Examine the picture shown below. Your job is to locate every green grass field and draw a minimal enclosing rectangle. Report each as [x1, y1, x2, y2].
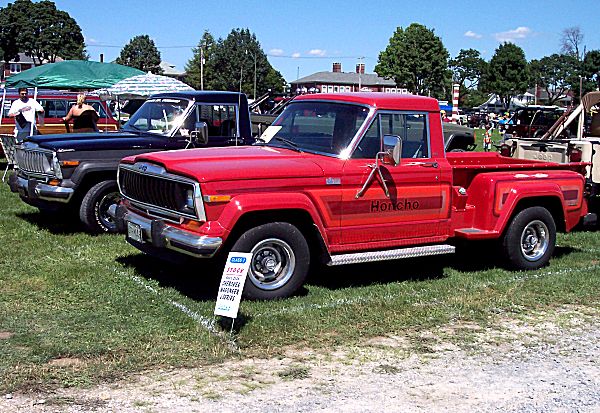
[1, 162, 599, 393]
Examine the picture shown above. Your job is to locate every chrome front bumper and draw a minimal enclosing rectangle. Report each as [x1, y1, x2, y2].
[113, 205, 222, 258]
[13, 175, 74, 203]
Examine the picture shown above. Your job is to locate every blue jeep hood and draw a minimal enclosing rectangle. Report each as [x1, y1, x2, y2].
[26, 131, 169, 152]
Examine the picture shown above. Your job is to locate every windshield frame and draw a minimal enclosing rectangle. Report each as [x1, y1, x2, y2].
[262, 99, 375, 158]
[122, 97, 194, 137]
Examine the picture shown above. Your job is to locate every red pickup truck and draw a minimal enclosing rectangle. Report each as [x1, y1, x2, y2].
[114, 93, 589, 300]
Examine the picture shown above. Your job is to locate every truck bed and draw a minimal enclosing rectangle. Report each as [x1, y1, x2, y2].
[446, 152, 589, 188]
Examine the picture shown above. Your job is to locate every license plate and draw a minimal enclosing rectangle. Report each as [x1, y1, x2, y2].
[127, 221, 143, 243]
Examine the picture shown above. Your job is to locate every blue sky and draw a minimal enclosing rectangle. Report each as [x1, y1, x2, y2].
[49, 0, 600, 83]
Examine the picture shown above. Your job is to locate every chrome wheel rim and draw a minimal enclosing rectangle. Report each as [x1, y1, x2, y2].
[97, 192, 120, 230]
[249, 238, 295, 290]
[520, 220, 549, 261]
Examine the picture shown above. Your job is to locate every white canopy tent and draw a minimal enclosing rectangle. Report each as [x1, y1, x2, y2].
[97, 72, 194, 100]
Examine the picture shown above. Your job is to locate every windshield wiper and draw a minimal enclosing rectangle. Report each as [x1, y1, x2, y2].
[270, 136, 302, 152]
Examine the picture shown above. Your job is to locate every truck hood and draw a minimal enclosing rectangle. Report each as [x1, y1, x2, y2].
[129, 145, 326, 182]
[26, 131, 167, 152]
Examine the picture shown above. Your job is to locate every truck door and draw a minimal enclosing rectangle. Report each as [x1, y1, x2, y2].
[341, 111, 451, 245]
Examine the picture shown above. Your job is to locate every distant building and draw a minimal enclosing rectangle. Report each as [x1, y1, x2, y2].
[1, 53, 36, 82]
[290, 62, 408, 94]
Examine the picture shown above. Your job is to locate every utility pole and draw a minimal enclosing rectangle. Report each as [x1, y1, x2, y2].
[200, 47, 204, 91]
[358, 56, 364, 91]
[253, 53, 257, 100]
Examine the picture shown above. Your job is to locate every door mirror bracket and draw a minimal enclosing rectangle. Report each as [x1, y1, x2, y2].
[188, 121, 209, 148]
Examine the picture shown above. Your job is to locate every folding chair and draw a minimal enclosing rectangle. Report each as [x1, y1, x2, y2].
[0, 134, 18, 183]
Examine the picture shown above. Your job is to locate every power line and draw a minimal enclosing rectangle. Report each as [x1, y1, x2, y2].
[85, 44, 373, 59]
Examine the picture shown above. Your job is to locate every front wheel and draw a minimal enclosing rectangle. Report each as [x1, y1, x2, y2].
[79, 180, 121, 234]
[231, 222, 310, 300]
[501, 207, 556, 270]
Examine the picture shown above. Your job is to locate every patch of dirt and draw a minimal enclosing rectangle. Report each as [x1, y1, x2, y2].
[47, 358, 83, 367]
[0, 331, 14, 340]
[2, 305, 599, 412]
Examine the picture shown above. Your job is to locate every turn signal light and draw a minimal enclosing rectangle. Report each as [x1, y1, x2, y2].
[48, 179, 61, 186]
[203, 195, 231, 203]
[59, 160, 80, 167]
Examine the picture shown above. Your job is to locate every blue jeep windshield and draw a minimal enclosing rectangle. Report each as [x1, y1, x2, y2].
[123, 98, 191, 135]
[263, 101, 369, 155]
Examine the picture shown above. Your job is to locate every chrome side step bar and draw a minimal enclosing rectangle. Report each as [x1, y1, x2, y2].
[328, 244, 455, 266]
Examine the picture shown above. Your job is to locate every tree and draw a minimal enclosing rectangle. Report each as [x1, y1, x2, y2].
[0, 0, 86, 65]
[185, 30, 216, 90]
[529, 54, 579, 105]
[116, 35, 162, 74]
[582, 50, 600, 92]
[0, 0, 30, 63]
[560, 26, 584, 61]
[375, 23, 449, 98]
[194, 28, 285, 97]
[482, 43, 529, 109]
[449, 48, 487, 104]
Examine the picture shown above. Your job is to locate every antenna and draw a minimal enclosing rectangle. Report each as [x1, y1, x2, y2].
[238, 64, 243, 146]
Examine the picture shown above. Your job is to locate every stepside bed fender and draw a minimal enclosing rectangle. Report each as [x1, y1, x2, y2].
[468, 171, 586, 234]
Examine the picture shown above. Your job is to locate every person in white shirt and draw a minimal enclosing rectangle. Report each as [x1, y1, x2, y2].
[8, 88, 45, 142]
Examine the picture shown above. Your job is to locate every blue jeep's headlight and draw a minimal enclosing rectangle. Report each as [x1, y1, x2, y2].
[51, 154, 63, 179]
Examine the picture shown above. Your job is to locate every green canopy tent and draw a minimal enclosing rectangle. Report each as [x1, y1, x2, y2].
[1, 60, 144, 136]
[4, 60, 144, 89]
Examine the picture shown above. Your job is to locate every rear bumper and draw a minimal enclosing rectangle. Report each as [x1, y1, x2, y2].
[11, 174, 74, 203]
[112, 205, 222, 258]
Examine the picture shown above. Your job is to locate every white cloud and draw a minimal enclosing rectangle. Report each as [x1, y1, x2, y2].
[269, 48, 284, 56]
[464, 30, 482, 39]
[494, 27, 532, 42]
[308, 49, 326, 56]
[292, 52, 301, 58]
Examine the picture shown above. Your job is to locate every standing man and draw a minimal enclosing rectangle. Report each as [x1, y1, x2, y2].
[8, 88, 44, 142]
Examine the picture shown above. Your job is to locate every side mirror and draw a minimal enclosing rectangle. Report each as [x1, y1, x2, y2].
[191, 121, 209, 145]
[382, 134, 402, 166]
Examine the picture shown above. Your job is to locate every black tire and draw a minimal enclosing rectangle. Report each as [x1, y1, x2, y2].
[231, 222, 310, 300]
[79, 180, 121, 234]
[501, 206, 556, 270]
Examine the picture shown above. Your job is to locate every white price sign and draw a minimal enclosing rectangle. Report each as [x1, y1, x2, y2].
[214, 252, 252, 318]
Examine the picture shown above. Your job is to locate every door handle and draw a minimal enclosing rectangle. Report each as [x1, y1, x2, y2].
[405, 161, 439, 168]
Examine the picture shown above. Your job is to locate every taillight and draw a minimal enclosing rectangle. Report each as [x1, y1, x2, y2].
[569, 147, 582, 162]
[499, 144, 512, 157]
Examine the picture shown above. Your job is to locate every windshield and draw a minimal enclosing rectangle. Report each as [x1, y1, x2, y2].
[260, 101, 370, 155]
[123, 98, 191, 135]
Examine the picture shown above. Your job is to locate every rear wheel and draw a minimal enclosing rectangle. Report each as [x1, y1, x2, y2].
[79, 180, 121, 234]
[231, 222, 310, 300]
[501, 206, 556, 270]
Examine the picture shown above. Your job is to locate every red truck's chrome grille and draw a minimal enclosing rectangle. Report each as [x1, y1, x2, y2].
[118, 165, 200, 220]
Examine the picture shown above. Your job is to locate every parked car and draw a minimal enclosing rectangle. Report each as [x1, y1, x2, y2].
[0, 89, 118, 135]
[504, 106, 565, 139]
[9, 91, 252, 233]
